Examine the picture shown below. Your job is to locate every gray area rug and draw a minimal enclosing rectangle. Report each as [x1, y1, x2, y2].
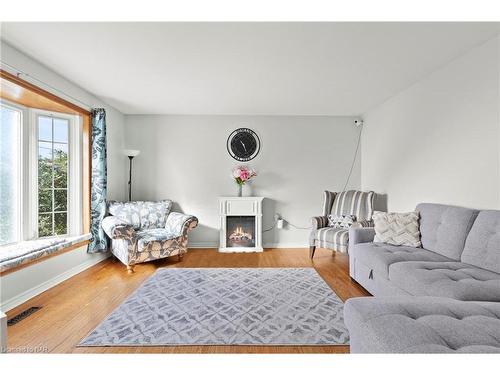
[79, 268, 349, 346]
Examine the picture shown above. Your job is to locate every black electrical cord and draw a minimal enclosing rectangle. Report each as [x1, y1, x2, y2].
[341, 123, 363, 193]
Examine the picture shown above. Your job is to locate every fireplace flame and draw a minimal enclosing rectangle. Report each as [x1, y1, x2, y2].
[229, 226, 253, 241]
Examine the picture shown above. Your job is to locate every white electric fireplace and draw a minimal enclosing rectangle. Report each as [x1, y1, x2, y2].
[218, 197, 264, 252]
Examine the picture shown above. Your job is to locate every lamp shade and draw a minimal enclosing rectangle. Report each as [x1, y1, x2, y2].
[123, 149, 140, 157]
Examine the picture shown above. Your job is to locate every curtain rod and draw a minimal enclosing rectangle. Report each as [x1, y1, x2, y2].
[0, 60, 93, 110]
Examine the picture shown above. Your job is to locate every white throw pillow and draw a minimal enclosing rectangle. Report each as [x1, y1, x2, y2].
[373, 211, 421, 247]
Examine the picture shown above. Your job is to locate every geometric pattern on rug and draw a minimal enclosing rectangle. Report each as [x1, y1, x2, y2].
[79, 268, 349, 346]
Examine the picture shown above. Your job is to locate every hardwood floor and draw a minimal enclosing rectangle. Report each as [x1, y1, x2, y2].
[5, 248, 370, 354]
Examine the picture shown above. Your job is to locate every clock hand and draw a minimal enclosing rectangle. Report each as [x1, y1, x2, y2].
[240, 141, 247, 152]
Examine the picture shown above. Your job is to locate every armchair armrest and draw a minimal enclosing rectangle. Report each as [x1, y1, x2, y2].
[165, 212, 199, 237]
[351, 220, 374, 228]
[348, 227, 375, 246]
[311, 216, 329, 230]
[102, 216, 136, 240]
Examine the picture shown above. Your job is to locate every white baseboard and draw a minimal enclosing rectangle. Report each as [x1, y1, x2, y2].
[0, 253, 109, 312]
[188, 242, 308, 249]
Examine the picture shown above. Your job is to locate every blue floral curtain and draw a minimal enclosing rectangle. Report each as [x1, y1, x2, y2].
[87, 108, 108, 253]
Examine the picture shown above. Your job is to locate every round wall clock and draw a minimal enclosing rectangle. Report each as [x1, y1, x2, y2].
[227, 128, 261, 162]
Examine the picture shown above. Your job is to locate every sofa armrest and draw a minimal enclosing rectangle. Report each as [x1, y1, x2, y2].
[102, 216, 136, 240]
[311, 216, 329, 230]
[165, 212, 199, 237]
[349, 227, 375, 246]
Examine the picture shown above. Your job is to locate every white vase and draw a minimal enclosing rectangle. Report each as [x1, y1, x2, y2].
[242, 183, 252, 197]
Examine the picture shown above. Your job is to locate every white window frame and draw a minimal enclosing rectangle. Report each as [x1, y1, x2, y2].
[0, 99, 83, 244]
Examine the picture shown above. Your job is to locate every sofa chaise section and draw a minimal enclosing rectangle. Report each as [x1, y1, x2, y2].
[344, 296, 500, 353]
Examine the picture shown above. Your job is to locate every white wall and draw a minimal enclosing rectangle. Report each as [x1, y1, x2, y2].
[361, 37, 500, 211]
[125, 115, 361, 247]
[0, 42, 127, 310]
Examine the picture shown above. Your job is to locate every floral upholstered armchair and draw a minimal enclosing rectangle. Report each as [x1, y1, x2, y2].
[309, 190, 374, 259]
[101, 200, 198, 273]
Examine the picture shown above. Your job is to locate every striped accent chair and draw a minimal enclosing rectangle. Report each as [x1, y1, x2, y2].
[310, 190, 375, 258]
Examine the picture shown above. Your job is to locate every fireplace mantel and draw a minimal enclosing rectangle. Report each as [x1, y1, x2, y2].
[218, 197, 264, 253]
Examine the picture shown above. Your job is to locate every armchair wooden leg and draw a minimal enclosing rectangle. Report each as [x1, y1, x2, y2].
[178, 253, 184, 261]
[127, 265, 135, 274]
[309, 246, 316, 259]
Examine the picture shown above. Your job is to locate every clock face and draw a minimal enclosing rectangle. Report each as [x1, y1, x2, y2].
[227, 128, 261, 162]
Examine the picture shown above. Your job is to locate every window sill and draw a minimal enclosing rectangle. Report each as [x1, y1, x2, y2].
[0, 233, 92, 275]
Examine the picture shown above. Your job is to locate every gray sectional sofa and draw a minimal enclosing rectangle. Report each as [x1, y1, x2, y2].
[344, 203, 500, 353]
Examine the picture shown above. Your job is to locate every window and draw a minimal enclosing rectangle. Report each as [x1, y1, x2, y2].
[0, 103, 22, 245]
[0, 100, 82, 243]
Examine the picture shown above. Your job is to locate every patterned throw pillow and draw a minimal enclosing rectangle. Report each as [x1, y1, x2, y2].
[328, 214, 357, 229]
[108, 200, 172, 230]
[373, 211, 421, 247]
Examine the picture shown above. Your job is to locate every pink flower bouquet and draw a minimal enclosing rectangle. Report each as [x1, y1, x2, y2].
[232, 166, 257, 186]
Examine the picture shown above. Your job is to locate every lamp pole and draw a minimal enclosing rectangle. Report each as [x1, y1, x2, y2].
[124, 149, 140, 201]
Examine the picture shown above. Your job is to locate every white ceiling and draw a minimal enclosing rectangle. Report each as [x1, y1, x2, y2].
[1, 22, 499, 115]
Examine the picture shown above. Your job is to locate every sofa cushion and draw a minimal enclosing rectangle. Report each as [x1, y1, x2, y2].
[351, 242, 450, 278]
[416, 203, 478, 260]
[461, 210, 500, 274]
[136, 228, 180, 252]
[389, 261, 500, 301]
[108, 200, 172, 230]
[344, 296, 500, 353]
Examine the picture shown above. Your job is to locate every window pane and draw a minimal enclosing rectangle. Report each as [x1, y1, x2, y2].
[53, 118, 68, 143]
[38, 213, 53, 237]
[53, 143, 68, 188]
[38, 147, 53, 189]
[54, 212, 67, 235]
[38, 116, 52, 142]
[54, 189, 67, 211]
[0, 105, 21, 245]
[38, 141, 53, 160]
[39, 189, 53, 213]
[37, 115, 70, 238]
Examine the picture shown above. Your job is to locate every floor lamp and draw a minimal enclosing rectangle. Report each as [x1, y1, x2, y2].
[123, 149, 140, 201]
